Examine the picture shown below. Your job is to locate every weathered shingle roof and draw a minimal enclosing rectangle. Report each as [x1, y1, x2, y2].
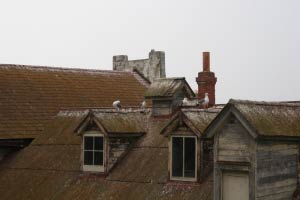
[0, 64, 149, 139]
[230, 99, 300, 137]
[160, 108, 221, 137]
[0, 109, 213, 200]
[93, 110, 148, 134]
[182, 108, 221, 133]
[144, 77, 195, 98]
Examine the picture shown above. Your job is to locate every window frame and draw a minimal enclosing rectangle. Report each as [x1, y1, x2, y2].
[170, 135, 197, 182]
[82, 131, 105, 172]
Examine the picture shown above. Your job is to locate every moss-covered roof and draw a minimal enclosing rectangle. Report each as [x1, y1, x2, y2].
[230, 99, 300, 137]
[183, 108, 220, 133]
[0, 108, 213, 200]
[93, 110, 148, 134]
[160, 107, 221, 137]
[144, 77, 195, 98]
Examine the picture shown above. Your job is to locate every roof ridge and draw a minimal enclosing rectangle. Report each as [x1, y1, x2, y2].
[57, 108, 150, 116]
[229, 99, 300, 107]
[0, 64, 133, 75]
[153, 77, 186, 81]
[181, 108, 222, 113]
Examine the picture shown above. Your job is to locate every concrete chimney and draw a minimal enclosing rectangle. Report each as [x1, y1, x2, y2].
[196, 52, 217, 108]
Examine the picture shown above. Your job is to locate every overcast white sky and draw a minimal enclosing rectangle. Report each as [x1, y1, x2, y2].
[1, 0, 299, 103]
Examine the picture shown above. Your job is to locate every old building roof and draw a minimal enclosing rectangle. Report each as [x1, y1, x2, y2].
[205, 99, 300, 138]
[144, 77, 195, 99]
[0, 109, 213, 200]
[231, 99, 300, 137]
[160, 107, 221, 137]
[0, 64, 149, 139]
[182, 108, 221, 133]
[92, 110, 148, 134]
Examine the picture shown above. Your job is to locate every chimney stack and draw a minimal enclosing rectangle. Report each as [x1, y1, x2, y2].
[203, 52, 210, 72]
[196, 52, 217, 108]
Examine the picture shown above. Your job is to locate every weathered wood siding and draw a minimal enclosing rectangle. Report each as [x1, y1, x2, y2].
[200, 139, 214, 181]
[256, 141, 298, 200]
[172, 91, 185, 109]
[152, 100, 172, 116]
[217, 120, 253, 163]
[107, 137, 137, 171]
[214, 117, 256, 200]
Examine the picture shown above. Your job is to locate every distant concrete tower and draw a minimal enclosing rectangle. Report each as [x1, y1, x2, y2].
[113, 49, 166, 82]
[196, 52, 217, 108]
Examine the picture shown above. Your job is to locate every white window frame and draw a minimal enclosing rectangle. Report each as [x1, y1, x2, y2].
[170, 135, 197, 182]
[82, 131, 105, 172]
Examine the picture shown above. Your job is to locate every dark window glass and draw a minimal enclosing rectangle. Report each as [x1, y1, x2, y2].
[94, 151, 103, 165]
[84, 151, 93, 165]
[84, 137, 93, 150]
[94, 137, 103, 150]
[172, 137, 183, 177]
[184, 137, 196, 177]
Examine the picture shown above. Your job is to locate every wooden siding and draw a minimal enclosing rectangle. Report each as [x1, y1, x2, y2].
[152, 100, 172, 116]
[152, 90, 185, 116]
[107, 137, 137, 171]
[214, 116, 256, 200]
[256, 141, 298, 200]
[217, 120, 252, 163]
[200, 139, 214, 181]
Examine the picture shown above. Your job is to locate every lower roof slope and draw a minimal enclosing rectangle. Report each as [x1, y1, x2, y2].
[0, 109, 213, 200]
[0, 64, 149, 139]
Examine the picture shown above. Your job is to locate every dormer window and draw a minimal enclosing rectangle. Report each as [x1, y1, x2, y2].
[160, 109, 217, 183]
[83, 132, 105, 172]
[144, 78, 196, 117]
[171, 136, 197, 181]
[76, 110, 147, 174]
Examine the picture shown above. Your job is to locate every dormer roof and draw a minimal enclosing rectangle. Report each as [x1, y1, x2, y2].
[160, 108, 220, 137]
[75, 109, 149, 136]
[204, 99, 300, 139]
[144, 77, 195, 99]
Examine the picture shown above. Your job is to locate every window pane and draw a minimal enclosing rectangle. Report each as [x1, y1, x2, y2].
[184, 137, 196, 178]
[172, 137, 183, 177]
[94, 151, 103, 166]
[84, 151, 93, 165]
[84, 137, 93, 150]
[94, 137, 103, 150]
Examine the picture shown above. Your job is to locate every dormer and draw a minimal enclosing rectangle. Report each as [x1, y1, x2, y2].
[75, 110, 148, 174]
[203, 99, 300, 199]
[160, 109, 218, 182]
[144, 78, 195, 117]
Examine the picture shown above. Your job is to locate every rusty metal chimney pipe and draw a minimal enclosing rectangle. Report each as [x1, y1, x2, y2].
[203, 52, 210, 72]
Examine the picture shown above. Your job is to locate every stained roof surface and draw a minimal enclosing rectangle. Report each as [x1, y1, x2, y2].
[0, 109, 213, 200]
[93, 110, 148, 133]
[182, 108, 221, 133]
[144, 77, 195, 98]
[230, 99, 300, 137]
[0, 64, 149, 139]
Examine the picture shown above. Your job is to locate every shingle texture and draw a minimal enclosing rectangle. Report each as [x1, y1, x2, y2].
[93, 110, 148, 134]
[0, 64, 148, 139]
[0, 109, 213, 200]
[182, 108, 220, 133]
[230, 99, 300, 137]
[144, 78, 195, 98]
